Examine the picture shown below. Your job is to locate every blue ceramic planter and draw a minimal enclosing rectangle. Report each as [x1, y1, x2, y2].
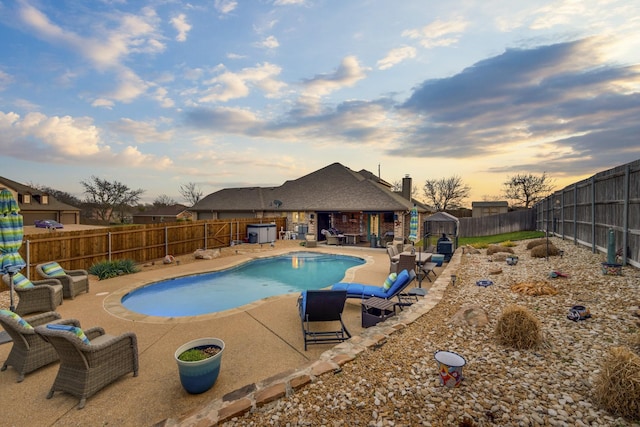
[175, 338, 225, 394]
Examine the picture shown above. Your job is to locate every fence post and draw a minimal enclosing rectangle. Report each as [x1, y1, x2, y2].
[204, 222, 207, 249]
[573, 184, 577, 246]
[165, 226, 169, 256]
[108, 232, 112, 262]
[590, 176, 596, 253]
[622, 164, 630, 265]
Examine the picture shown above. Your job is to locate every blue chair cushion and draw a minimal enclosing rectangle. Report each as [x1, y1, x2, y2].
[46, 324, 90, 344]
[0, 309, 33, 329]
[385, 269, 410, 296]
[12, 273, 34, 289]
[332, 269, 410, 299]
[41, 262, 65, 277]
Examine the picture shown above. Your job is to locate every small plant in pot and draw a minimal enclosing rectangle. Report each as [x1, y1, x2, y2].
[175, 338, 225, 394]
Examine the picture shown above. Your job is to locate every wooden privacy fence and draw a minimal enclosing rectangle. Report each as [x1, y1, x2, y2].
[458, 209, 536, 237]
[19, 218, 286, 279]
[534, 159, 640, 268]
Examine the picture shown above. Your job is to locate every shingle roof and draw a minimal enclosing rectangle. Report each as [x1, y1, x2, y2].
[0, 176, 80, 212]
[192, 163, 425, 213]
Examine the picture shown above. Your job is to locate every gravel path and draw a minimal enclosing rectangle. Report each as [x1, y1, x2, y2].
[224, 238, 640, 427]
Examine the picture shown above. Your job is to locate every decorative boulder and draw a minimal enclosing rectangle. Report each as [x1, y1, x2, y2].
[449, 304, 490, 327]
[194, 249, 220, 260]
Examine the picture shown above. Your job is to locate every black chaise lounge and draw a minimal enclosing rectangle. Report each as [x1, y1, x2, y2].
[298, 289, 351, 351]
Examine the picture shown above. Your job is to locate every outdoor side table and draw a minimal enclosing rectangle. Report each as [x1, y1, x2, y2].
[361, 297, 396, 328]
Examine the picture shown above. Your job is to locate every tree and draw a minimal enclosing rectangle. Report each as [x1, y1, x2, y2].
[180, 182, 204, 207]
[80, 176, 144, 224]
[153, 195, 176, 207]
[503, 172, 554, 208]
[423, 175, 471, 211]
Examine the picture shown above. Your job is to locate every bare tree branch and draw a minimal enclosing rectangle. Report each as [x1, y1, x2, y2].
[423, 175, 470, 211]
[180, 182, 204, 207]
[503, 172, 554, 208]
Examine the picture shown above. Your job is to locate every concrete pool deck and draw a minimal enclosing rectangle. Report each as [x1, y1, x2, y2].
[0, 241, 447, 426]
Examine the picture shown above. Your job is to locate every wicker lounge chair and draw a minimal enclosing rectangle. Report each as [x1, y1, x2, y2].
[35, 324, 138, 409]
[321, 229, 343, 245]
[298, 289, 351, 351]
[2, 273, 63, 316]
[0, 311, 79, 382]
[36, 262, 89, 299]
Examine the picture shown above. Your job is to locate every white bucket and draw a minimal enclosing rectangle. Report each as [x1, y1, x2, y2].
[434, 350, 466, 387]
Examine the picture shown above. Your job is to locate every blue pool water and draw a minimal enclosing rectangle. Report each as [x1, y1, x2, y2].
[121, 251, 365, 317]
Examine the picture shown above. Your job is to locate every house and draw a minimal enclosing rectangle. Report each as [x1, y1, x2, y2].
[132, 204, 192, 224]
[471, 201, 509, 218]
[190, 163, 431, 244]
[0, 177, 81, 225]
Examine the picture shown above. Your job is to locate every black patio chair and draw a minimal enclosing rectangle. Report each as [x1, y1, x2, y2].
[298, 290, 351, 351]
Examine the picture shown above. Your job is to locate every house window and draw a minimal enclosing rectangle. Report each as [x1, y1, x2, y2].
[41, 194, 49, 205]
[23, 194, 31, 204]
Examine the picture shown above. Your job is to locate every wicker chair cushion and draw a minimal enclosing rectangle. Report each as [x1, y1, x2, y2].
[0, 309, 33, 329]
[12, 273, 35, 289]
[46, 324, 90, 344]
[41, 262, 65, 277]
[383, 272, 397, 290]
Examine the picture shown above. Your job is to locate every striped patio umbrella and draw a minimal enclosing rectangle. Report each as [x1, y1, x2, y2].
[408, 205, 418, 243]
[0, 189, 26, 312]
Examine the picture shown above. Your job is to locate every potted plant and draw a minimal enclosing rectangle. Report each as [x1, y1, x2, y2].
[175, 337, 225, 394]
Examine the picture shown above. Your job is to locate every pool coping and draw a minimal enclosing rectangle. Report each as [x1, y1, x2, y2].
[103, 248, 374, 324]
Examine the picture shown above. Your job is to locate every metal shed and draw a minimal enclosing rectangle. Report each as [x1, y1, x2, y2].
[423, 212, 459, 251]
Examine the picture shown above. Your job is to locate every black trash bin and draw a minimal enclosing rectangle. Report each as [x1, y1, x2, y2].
[248, 232, 258, 244]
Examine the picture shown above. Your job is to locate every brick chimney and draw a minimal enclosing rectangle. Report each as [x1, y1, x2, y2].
[402, 175, 412, 201]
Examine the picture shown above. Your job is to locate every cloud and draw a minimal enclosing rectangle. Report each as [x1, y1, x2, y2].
[171, 13, 192, 42]
[185, 106, 262, 134]
[17, 3, 163, 104]
[0, 110, 172, 168]
[214, 0, 238, 15]
[108, 118, 175, 143]
[255, 35, 280, 49]
[377, 46, 417, 70]
[274, 0, 306, 5]
[0, 70, 13, 90]
[402, 18, 469, 48]
[199, 62, 286, 103]
[301, 56, 368, 98]
[395, 37, 640, 176]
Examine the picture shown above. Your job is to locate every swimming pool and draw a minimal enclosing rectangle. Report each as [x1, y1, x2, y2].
[121, 252, 365, 317]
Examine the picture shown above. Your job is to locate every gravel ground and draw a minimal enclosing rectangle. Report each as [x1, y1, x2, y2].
[223, 238, 640, 427]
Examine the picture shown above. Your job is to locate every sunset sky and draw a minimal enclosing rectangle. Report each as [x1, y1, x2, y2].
[1, 0, 639, 206]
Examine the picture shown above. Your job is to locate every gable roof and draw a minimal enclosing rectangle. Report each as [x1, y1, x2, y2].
[192, 163, 424, 212]
[0, 176, 80, 212]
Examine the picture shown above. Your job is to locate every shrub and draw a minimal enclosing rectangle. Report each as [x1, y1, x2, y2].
[89, 259, 139, 280]
[530, 243, 559, 258]
[594, 346, 640, 420]
[495, 305, 542, 349]
[470, 242, 489, 249]
[501, 240, 517, 247]
[486, 245, 515, 255]
[526, 238, 548, 249]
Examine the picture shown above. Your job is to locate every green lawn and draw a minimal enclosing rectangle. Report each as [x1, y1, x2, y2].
[457, 230, 546, 248]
